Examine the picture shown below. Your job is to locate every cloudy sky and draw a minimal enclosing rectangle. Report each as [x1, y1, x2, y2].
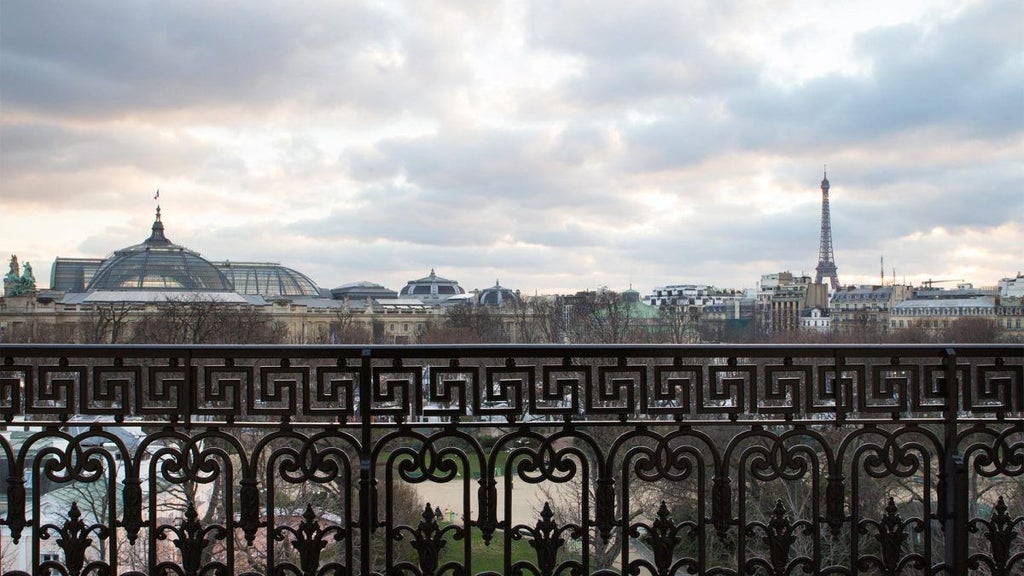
[1, 1, 1021, 296]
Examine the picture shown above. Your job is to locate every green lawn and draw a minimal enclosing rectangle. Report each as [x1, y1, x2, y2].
[437, 526, 535, 573]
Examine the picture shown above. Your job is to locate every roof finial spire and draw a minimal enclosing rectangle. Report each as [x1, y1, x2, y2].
[147, 203, 169, 245]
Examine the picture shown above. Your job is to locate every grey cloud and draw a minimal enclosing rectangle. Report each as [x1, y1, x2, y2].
[616, 0, 1023, 175]
[0, 121, 208, 176]
[0, 2, 461, 118]
[733, 1, 1023, 145]
[525, 2, 757, 104]
[344, 145, 401, 183]
[616, 106, 738, 171]
[345, 127, 632, 216]
[549, 124, 615, 166]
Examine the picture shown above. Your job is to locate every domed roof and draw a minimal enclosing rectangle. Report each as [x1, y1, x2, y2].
[217, 261, 321, 298]
[331, 281, 398, 301]
[400, 268, 465, 303]
[86, 208, 233, 292]
[477, 280, 521, 306]
[622, 287, 641, 303]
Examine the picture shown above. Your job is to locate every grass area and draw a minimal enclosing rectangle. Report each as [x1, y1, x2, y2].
[466, 450, 508, 478]
[437, 526, 535, 573]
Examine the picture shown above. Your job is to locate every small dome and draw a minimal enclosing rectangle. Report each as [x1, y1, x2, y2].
[331, 281, 398, 300]
[477, 280, 521, 306]
[87, 208, 232, 292]
[400, 269, 465, 304]
[622, 287, 641, 303]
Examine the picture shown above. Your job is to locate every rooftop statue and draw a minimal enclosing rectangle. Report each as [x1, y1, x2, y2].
[3, 255, 37, 297]
[22, 262, 35, 287]
[5, 255, 18, 280]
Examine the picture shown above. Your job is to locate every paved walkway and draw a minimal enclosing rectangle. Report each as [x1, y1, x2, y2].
[412, 475, 551, 526]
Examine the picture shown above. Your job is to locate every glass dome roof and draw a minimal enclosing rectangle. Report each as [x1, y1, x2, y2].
[216, 261, 321, 298]
[86, 208, 234, 292]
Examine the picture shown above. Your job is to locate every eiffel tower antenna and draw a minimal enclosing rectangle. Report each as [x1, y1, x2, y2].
[814, 168, 840, 290]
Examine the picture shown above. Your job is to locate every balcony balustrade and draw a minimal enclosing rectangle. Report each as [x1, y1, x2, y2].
[0, 343, 1021, 575]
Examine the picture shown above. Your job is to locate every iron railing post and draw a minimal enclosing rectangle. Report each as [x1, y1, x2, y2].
[183, 348, 193, 430]
[359, 348, 373, 576]
[941, 348, 968, 573]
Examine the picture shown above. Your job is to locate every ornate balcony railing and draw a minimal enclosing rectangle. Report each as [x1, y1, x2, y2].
[0, 343, 1021, 575]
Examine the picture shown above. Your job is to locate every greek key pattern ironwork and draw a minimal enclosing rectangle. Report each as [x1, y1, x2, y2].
[0, 343, 1020, 575]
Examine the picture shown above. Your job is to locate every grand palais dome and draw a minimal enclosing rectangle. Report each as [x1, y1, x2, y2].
[87, 208, 233, 292]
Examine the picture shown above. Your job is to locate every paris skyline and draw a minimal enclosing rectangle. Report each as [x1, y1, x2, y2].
[1, 1, 1021, 295]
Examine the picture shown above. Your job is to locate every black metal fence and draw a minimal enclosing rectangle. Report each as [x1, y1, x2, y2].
[0, 343, 1021, 575]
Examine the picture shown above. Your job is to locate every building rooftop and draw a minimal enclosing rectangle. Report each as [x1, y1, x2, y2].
[216, 261, 321, 298]
[400, 269, 465, 303]
[85, 207, 234, 294]
[894, 296, 997, 309]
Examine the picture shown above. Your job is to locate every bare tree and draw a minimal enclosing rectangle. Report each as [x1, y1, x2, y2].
[942, 317, 1002, 343]
[1, 319, 81, 343]
[658, 305, 703, 344]
[420, 303, 509, 343]
[328, 302, 372, 344]
[563, 291, 649, 344]
[80, 302, 141, 344]
[130, 296, 287, 344]
[534, 428, 664, 571]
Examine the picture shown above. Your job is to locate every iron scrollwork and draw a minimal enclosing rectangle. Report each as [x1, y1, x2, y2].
[154, 502, 228, 576]
[391, 503, 464, 576]
[0, 343, 1019, 574]
[39, 502, 111, 576]
[967, 495, 1024, 576]
[272, 504, 346, 576]
[857, 497, 925, 576]
[511, 502, 582, 576]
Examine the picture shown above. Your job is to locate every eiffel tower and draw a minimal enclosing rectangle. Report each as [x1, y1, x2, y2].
[814, 169, 840, 290]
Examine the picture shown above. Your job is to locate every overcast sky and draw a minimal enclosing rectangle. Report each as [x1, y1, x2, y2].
[1, 1, 1021, 296]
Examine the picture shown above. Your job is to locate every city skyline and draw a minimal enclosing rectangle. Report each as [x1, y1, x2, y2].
[2, 1, 1021, 295]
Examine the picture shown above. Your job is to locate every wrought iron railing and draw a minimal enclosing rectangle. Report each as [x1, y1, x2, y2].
[0, 344, 1021, 575]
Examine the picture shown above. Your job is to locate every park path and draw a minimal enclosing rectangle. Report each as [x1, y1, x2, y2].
[412, 475, 551, 526]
